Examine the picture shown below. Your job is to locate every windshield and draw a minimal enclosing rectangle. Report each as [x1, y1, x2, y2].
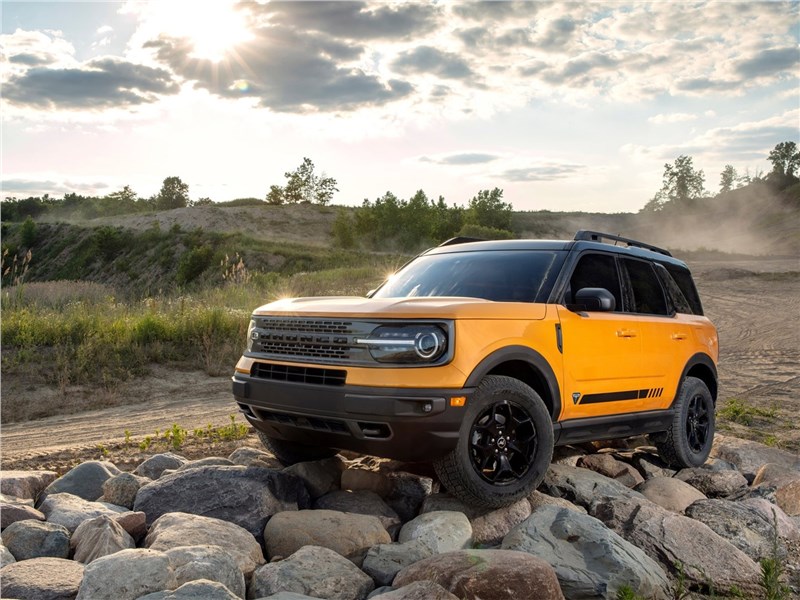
[373, 250, 566, 303]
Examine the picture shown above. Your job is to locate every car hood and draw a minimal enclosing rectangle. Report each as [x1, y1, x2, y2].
[253, 296, 548, 320]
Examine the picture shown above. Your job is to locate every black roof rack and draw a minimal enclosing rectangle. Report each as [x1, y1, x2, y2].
[574, 230, 672, 257]
[438, 236, 484, 247]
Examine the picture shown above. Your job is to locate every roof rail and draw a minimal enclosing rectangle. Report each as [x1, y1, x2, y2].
[438, 236, 484, 247]
[573, 230, 672, 257]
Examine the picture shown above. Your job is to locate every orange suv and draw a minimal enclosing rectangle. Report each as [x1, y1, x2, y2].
[232, 231, 718, 507]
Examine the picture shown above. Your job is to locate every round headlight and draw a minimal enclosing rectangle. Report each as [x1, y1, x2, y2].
[358, 324, 448, 364]
[414, 330, 444, 359]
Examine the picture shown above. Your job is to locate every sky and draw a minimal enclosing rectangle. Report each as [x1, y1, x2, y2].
[1, 1, 798, 213]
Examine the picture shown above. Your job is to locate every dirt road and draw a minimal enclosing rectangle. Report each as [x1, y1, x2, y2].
[2, 257, 798, 467]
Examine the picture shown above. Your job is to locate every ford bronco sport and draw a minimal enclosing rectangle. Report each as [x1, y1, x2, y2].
[232, 231, 718, 507]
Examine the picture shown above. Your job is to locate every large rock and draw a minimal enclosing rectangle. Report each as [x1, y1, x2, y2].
[635, 477, 706, 513]
[314, 490, 401, 536]
[362, 540, 433, 587]
[0, 470, 58, 501]
[283, 457, 344, 499]
[133, 466, 309, 542]
[393, 549, 564, 600]
[115, 510, 148, 543]
[175, 457, 235, 472]
[165, 545, 245, 599]
[145, 512, 264, 578]
[630, 452, 676, 480]
[710, 434, 800, 479]
[386, 472, 435, 522]
[673, 467, 748, 498]
[684, 499, 788, 561]
[775, 479, 800, 516]
[576, 453, 644, 488]
[371, 581, 459, 599]
[40, 461, 121, 504]
[100, 472, 150, 509]
[541, 464, 644, 508]
[2, 519, 71, 561]
[419, 495, 532, 546]
[398, 511, 472, 554]
[76, 548, 176, 600]
[341, 469, 392, 498]
[752, 462, 800, 489]
[739, 498, 800, 541]
[1, 497, 46, 529]
[71, 515, 135, 564]
[227, 447, 281, 469]
[249, 545, 375, 600]
[0, 542, 15, 567]
[590, 495, 761, 594]
[264, 510, 390, 566]
[528, 491, 587, 514]
[138, 580, 240, 600]
[38, 492, 127, 533]
[502, 505, 671, 599]
[135, 453, 188, 479]
[0, 557, 84, 600]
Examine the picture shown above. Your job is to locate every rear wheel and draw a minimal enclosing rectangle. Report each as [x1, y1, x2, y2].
[652, 376, 715, 468]
[257, 431, 337, 465]
[434, 375, 554, 509]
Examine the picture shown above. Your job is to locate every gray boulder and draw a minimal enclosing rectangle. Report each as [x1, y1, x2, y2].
[101, 472, 151, 509]
[635, 477, 706, 512]
[138, 580, 240, 600]
[398, 511, 472, 554]
[2, 520, 71, 561]
[386, 472, 435, 522]
[227, 447, 281, 469]
[528, 490, 587, 514]
[685, 499, 787, 561]
[630, 452, 676, 480]
[135, 453, 188, 479]
[175, 457, 235, 472]
[541, 464, 644, 508]
[76, 548, 175, 600]
[115, 510, 148, 543]
[40, 461, 121, 504]
[739, 498, 800, 541]
[362, 539, 432, 586]
[314, 490, 401, 536]
[775, 479, 800, 516]
[133, 466, 309, 542]
[470, 498, 532, 547]
[577, 453, 644, 488]
[166, 545, 245, 598]
[283, 457, 344, 499]
[1, 542, 15, 567]
[674, 467, 748, 497]
[370, 581, 459, 599]
[39, 492, 127, 533]
[263, 509, 390, 566]
[249, 545, 375, 600]
[71, 515, 135, 564]
[1, 498, 46, 529]
[0, 557, 84, 600]
[341, 469, 392, 497]
[590, 495, 760, 595]
[0, 470, 58, 501]
[752, 462, 800, 488]
[710, 434, 800, 479]
[502, 505, 671, 599]
[393, 549, 564, 600]
[420, 493, 481, 519]
[145, 512, 264, 578]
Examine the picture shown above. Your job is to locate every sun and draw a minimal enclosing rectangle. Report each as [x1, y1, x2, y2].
[151, 1, 253, 62]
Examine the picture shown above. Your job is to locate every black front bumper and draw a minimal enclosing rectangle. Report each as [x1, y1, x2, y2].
[232, 374, 474, 462]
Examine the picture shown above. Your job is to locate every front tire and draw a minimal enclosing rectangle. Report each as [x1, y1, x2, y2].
[434, 375, 554, 509]
[257, 431, 337, 465]
[653, 376, 715, 468]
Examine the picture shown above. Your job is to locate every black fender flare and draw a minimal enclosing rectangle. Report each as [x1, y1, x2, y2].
[464, 345, 562, 421]
[675, 352, 719, 404]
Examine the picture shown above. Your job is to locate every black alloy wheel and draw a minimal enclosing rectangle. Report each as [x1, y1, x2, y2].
[685, 392, 711, 453]
[469, 400, 537, 485]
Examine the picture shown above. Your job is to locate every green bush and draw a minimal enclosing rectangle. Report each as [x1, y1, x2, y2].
[177, 246, 214, 284]
[20, 216, 37, 247]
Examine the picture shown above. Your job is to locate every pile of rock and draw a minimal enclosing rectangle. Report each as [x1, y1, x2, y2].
[1, 434, 798, 600]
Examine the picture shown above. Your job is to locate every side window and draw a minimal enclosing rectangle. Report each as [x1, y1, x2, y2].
[654, 263, 693, 314]
[567, 253, 622, 310]
[622, 259, 669, 315]
[666, 265, 704, 315]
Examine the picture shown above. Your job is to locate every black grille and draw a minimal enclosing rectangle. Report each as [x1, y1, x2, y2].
[254, 317, 358, 362]
[259, 318, 352, 333]
[251, 362, 346, 386]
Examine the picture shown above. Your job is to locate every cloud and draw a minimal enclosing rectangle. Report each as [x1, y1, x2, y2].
[649, 113, 699, 124]
[453, 2, 538, 21]
[96, 25, 113, 35]
[536, 17, 579, 51]
[255, 2, 442, 40]
[735, 46, 800, 78]
[501, 163, 586, 182]
[3, 57, 180, 109]
[1, 28, 75, 69]
[422, 153, 500, 165]
[1, 177, 111, 196]
[392, 46, 474, 80]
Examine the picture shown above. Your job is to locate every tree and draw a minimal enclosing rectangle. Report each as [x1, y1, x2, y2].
[465, 188, 512, 230]
[272, 158, 339, 205]
[650, 155, 707, 210]
[768, 141, 800, 178]
[266, 185, 284, 205]
[156, 176, 189, 210]
[20, 216, 37, 247]
[719, 165, 737, 194]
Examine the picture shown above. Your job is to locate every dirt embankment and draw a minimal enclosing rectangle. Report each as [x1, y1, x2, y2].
[1, 256, 798, 470]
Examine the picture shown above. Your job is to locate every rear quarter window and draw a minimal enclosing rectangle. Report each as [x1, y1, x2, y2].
[664, 264, 704, 315]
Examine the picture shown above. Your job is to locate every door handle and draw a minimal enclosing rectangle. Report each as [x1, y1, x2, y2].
[671, 333, 688, 341]
[616, 329, 638, 338]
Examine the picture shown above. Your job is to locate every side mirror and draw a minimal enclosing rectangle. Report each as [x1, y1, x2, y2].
[573, 288, 616, 312]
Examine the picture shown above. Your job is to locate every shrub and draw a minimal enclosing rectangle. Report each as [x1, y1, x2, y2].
[177, 246, 214, 284]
